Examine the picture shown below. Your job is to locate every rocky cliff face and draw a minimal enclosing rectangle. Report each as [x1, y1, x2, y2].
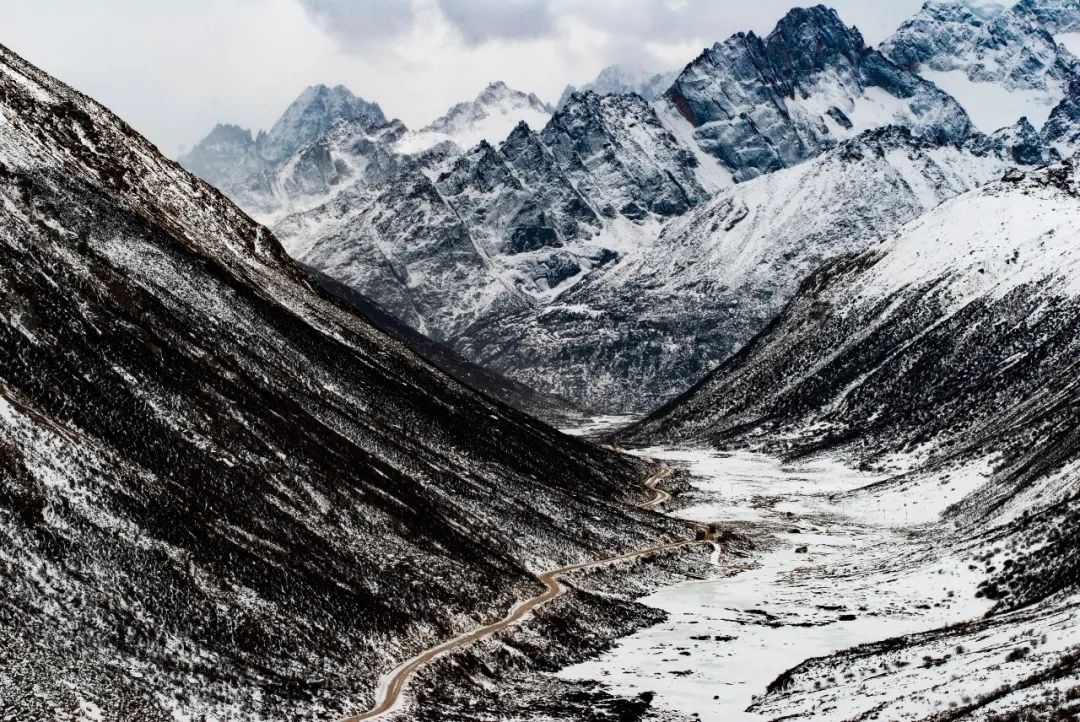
[273, 90, 708, 347]
[656, 5, 973, 182]
[0, 42, 671, 721]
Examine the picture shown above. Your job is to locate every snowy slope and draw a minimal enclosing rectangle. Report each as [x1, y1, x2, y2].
[624, 156, 1080, 456]
[0, 41, 675, 721]
[620, 155, 1080, 722]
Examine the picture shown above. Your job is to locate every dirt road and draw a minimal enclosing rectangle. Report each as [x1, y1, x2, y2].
[343, 465, 688, 721]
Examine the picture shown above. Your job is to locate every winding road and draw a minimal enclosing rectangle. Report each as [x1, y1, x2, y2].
[343, 464, 692, 721]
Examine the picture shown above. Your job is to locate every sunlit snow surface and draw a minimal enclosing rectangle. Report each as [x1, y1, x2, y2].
[559, 448, 994, 721]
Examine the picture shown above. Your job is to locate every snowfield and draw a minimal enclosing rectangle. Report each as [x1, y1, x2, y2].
[559, 448, 1002, 721]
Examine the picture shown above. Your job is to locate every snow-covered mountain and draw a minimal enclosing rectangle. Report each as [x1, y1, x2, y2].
[258, 83, 386, 163]
[556, 64, 679, 109]
[179, 83, 389, 220]
[619, 158, 1080, 718]
[274, 90, 707, 343]
[0, 41, 674, 720]
[182, 3, 1076, 418]
[624, 156, 1080, 450]
[881, 1, 1080, 133]
[655, 5, 974, 183]
[396, 80, 553, 154]
[454, 127, 1008, 413]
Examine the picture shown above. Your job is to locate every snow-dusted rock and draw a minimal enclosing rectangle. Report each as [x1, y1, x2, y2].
[881, 1, 1079, 133]
[454, 127, 1006, 413]
[655, 5, 973, 183]
[1013, 0, 1080, 33]
[256, 83, 386, 164]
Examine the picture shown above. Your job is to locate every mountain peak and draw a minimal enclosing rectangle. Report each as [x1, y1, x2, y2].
[258, 83, 386, 164]
[556, 64, 679, 109]
[399, 81, 552, 154]
[765, 4, 867, 70]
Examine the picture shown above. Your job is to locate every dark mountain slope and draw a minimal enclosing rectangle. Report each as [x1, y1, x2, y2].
[0, 43, 671, 721]
[620, 160, 1080, 468]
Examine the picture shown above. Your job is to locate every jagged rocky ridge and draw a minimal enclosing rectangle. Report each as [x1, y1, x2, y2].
[274, 90, 708, 344]
[186, 4, 1068, 417]
[619, 158, 1080, 718]
[0, 43, 680, 721]
[454, 127, 1008, 413]
[881, 0, 1080, 135]
[655, 5, 974, 182]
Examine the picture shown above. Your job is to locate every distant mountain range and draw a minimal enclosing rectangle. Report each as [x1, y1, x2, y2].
[180, 1, 1080, 418]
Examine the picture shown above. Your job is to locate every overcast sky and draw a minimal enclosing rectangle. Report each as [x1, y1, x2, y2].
[3, 0, 926, 157]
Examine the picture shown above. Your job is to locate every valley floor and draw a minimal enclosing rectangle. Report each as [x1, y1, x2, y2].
[554, 446, 1080, 721]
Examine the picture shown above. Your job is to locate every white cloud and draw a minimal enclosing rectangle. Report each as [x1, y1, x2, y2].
[2, 0, 926, 156]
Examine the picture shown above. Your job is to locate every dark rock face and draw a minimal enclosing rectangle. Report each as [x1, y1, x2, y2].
[1013, 0, 1080, 33]
[541, 92, 708, 217]
[0, 43, 670, 721]
[1044, 78, 1080, 147]
[659, 5, 973, 181]
[993, 117, 1061, 165]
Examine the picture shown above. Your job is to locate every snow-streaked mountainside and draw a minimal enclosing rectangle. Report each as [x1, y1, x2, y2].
[396, 81, 553, 154]
[555, 64, 679, 109]
[623, 156, 1080, 449]
[655, 5, 974, 183]
[181, 2, 1075, 417]
[0, 42, 682, 720]
[454, 128, 1007, 413]
[274, 90, 708, 343]
[620, 158, 1080, 719]
[881, 0, 1080, 133]
[302, 263, 585, 424]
